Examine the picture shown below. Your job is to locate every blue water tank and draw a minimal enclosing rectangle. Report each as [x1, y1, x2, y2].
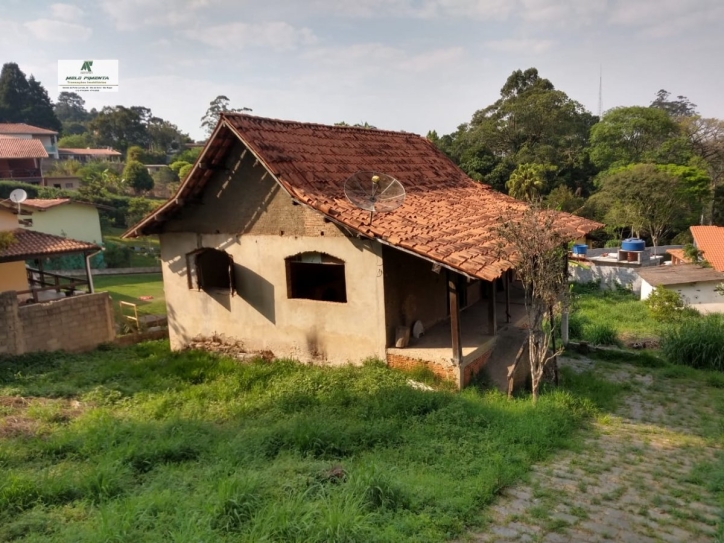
[621, 238, 645, 251]
[572, 244, 588, 255]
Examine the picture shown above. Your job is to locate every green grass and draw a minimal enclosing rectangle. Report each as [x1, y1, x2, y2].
[102, 226, 159, 268]
[0, 342, 613, 543]
[94, 273, 166, 316]
[571, 285, 661, 343]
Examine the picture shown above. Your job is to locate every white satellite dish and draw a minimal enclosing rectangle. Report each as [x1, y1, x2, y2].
[344, 171, 405, 225]
[9, 189, 27, 204]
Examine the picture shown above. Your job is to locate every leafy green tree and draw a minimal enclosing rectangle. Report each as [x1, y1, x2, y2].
[506, 163, 556, 201]
[681, 116, 724, 224]
[0, 231, 15, 252]
[147, 117, 190, 153]
[544, 185, 585, 213]
[590, 164, 696, 250]
[57, 133, 94, 148]
[178, 163, 193, 179]
[645, 286, 691, 322]
[89, 106, 150, 153]
[55, 92, 89, 123]
[200, 95, 251, 136]
[122, 160, 154, 194]
[126, 197, 161, 226]
[431, 68, 597, 195]
[650, 90, 697, 118]
[0, 63, 61, 131]
[588, 106, 688, 170]
[171, 147, 202, 164]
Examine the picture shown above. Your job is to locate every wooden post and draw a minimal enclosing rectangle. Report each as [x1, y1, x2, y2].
[448, 271, 463, 366]
[561, 250, 569, 345]
[504, 271, 511, 323]
[549, 306, 559, 386]
[488, 279, 497, 336]
[37, 259, 45, 287]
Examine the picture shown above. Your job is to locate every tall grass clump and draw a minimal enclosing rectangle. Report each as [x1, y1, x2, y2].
[582, 323, 620, 346]
[661, 314, 724, 371]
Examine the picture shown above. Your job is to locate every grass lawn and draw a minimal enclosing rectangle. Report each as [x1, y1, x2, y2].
[94, 273, 166, 316]
[0, 342, 616, 543]
[102, 227, 159, 268]
[570, 283, 661, 345]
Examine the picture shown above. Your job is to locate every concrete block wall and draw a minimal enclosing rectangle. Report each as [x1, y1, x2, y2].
[0, 292, 115, 356]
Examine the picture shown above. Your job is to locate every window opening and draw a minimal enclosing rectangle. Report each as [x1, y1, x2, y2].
[186, 248, 236, 294]
[285, 252, 347, 303]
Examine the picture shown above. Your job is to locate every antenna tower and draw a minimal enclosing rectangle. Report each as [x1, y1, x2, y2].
[598, 66, 603, 117]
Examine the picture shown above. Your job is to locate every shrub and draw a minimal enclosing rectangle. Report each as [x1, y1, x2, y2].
[103, 242, 132, 268]
[645, 286, 691, 322]
[661, 314, 724, 371]
[583, 323, 619, 346]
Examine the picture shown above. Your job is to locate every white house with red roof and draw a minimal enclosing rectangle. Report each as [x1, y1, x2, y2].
[0, 123, 58, 159]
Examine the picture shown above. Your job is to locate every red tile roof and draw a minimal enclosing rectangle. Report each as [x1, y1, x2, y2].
[58, 148, 121, 156]
[0, 123, 57, 135]
[0, 229, 99, 263]
[0, 138, 49, 159]
[691, 226, 724, 272]
[0, 198, 102, 213]
[126, 114, 602, 280]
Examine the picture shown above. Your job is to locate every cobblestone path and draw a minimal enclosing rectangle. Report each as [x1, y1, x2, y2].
[468, 357, 723, 543]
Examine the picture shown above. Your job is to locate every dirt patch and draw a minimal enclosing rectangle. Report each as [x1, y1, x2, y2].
[0, 396, 87, 438]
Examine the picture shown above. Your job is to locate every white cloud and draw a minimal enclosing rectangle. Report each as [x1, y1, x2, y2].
[50, 3, 85, 22]
[608, 0, 723, 37]
[102, 0, 212, 30]
[486, 38, 553, 53]
[24, 19, 92, 42]
[187, 21, 317, 51]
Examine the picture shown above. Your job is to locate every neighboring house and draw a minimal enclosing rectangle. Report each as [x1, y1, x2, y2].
[691, 226, 724, 272]
[58, 148, 122, 163]
[638, 264, 724, 314]
[125, 114, 599, 387]
[0, 198, 103, 245]
[43, 176, 83, 191]
[145, 164, 169, 174]
[0, 137, 48, 183]
[0, 123, 58, 159]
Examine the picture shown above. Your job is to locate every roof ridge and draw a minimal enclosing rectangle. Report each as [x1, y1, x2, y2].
[221, 113, 424, 139]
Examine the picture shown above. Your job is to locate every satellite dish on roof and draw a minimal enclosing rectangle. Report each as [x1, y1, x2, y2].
[9, 189, 27, 204]
[344, 171, 405, 225]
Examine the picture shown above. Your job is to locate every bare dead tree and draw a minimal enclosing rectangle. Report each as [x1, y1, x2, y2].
[496, 202, 570, 403]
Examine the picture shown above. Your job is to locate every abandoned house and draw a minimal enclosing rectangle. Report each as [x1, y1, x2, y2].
[125, 114, 600, 387]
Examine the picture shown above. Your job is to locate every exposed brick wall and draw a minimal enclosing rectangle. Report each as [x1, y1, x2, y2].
[386, 353, 457, 382]
[0, 292, 115, 356]
[462, 351, 491, 387]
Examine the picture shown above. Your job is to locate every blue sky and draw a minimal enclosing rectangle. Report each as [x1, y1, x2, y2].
[2, 0, 723, 141]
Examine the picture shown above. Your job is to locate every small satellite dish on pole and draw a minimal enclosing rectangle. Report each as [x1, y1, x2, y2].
[9, 189, 27, 215]
[344, 171, 405, 224]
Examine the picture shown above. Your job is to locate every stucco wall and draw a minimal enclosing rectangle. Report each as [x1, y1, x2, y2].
[641, 279, 724, 314]
[0, 207, 17, 230]
[569, 262, 643, 293]
[27, 203, 102, 245]
[382, 245, 449, 345]
[0, 261, 29, 293]
[160, 232, 387, 363]
[164, 140, 345, 238]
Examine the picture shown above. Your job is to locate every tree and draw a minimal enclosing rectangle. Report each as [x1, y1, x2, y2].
[0, 63, 61, 131]
[680, 116, 724, 223]
[55, 92, 89, 123]
[591, 164, 694, 250]
[122, 160, 154, 194]
[57, 133, 94, 148]
[506, 163, 556, 201]
[650, 90, 698, 118]
[544, 185, 585, 213]
[89, 106, 150, 153]
[495, 203, 569, 403]
[0, 231, 15, 252]
[335, 121, 377, 129]
[126, 197, 161, 226]
[200, 95, 251, 136]
[431, 68, 597, 195]
[588, 106, 688, 170]
[147, 117, 190, 153]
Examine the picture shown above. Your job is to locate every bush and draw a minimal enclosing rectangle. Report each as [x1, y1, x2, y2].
[582, 323, 619, 346]
[645, 286, 692, 322]
[103, 242, 132, 268]
[661, 314, 724, 371]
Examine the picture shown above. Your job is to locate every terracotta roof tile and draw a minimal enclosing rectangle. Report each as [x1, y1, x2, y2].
[637, 264, 724, 286]
[58, 148, 121, 156]
[128, 114, 602, 280]
[691, 226, 724, 272]
[0, 123, 57, 135]
[0, 138, 48, 159]
[0, 229, 99, 262]
[21, 199, 72, 210]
